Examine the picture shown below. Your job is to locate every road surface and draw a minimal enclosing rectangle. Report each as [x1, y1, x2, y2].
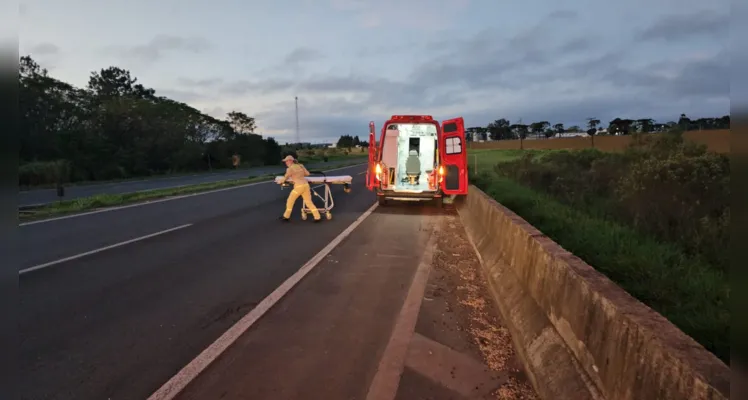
[18, 157, 366, 207]
[20, 163, 528, 400]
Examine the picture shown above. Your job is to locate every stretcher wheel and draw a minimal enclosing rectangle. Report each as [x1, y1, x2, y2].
[301, 212, 307, 220]
[325, 212, 332, 220]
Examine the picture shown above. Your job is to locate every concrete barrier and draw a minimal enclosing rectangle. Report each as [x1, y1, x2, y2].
[456, 186, 730, 400]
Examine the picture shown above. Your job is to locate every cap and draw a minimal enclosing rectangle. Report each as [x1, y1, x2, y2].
[281, 155, 295, 163]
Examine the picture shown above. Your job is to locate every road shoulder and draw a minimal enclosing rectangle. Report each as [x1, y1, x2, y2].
[393, 212, 538, 400]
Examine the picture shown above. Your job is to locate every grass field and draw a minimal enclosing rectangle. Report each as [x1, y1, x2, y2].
[469, 129, 730, 154]
[469, 146, 729, 364]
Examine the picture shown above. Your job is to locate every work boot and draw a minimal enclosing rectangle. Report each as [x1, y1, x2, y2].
[313, 218, 321, 223]
[279, 216, 290, 222]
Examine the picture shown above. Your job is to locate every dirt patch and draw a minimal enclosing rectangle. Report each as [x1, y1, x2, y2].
[469, 129, 730, 154]
[431, 213, 538, 400]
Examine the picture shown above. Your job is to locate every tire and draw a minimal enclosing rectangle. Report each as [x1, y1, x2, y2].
[434, 196, 444, 208]
[378, 197, 387, 206]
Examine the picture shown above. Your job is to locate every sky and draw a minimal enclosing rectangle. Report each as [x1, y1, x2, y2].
[19, 0, 729, 143]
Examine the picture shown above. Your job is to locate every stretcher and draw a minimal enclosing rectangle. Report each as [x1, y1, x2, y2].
[275, 171, 353, 220]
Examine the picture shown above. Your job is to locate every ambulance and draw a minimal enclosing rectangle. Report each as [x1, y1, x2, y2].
[366, 115, 468, 206]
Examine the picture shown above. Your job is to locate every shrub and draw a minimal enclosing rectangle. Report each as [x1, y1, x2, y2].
[617, 151, 729, 271]
[19, 160, 71, 186]
[492, 135, 730, 273]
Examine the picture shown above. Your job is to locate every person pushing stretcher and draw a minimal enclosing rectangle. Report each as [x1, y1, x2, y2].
[278, 155, 322, 222]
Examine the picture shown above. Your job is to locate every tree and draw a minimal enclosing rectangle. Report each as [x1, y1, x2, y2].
[227, 111, 257, 135]
[567, 125, 581, 132]
[678, 113, 691, 130]
[510, 123, 529, 149]
[18, 55, 286, 186]
[636, 118, 654, 133]
[487, 118, 512, 140]
[609, 118, 634, 135]
[586, 118, 600, 131]
[529, 121, 550, 138]
[88, 66, 155, 100]
[336, 134, 356, 148]
[586, 128, 597, 148]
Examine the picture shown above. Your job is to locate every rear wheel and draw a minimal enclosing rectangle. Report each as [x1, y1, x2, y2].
[378, 197, 387, 206]
[434, 196, 444, 208]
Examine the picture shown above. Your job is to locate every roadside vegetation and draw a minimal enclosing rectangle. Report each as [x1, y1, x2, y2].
[470, 131, 730, 364]
[19, 55, 366, 189]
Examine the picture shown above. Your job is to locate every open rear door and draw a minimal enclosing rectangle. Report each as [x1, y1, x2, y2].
[366, 121, 377, 191]
[439, 117, 468, 195]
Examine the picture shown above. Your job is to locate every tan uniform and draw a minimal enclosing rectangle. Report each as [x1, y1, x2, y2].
[281, 163, 321, 220]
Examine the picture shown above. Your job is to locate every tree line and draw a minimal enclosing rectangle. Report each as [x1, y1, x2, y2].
[336, 134, 368, 148]
[465, 114, 730, 142]
[19, 55, 284, 186]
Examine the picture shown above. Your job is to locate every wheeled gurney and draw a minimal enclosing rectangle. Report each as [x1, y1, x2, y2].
[275, 171, 353, 220]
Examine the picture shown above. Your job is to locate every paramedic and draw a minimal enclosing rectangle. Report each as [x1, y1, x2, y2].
[278, 155, 321, 222]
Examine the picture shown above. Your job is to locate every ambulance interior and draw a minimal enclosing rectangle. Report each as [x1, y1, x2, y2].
[380, 123, 438, 192]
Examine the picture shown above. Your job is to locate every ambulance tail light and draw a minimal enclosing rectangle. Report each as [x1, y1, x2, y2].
[438, 165, 444, 184]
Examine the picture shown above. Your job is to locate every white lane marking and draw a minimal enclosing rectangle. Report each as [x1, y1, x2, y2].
[18, 224, 193, 275]
[19, 163, 366, 227]
[147, 202, 379, 400]
[365, 230, 437, 400]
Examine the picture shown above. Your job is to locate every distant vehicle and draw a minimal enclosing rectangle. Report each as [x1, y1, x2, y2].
[365, 115, 468, 207]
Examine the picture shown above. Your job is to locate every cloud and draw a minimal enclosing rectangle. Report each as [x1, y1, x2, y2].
[283, 47, 324, 65]
[103, 34, 211, 62]
[177, 77, 224, 87]
[547, 10, 578, 20]
[29, 42, 59, 55]
[155, 88, 210, 103]
[327, 0, 470, 30]
[64, 7, 725, 144]
[637, 11, 729, 42]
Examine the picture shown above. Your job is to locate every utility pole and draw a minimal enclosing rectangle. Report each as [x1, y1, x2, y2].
[295, 96, 300, 145]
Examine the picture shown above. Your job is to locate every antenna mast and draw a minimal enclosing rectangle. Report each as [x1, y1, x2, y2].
[295, 96, 300, 145]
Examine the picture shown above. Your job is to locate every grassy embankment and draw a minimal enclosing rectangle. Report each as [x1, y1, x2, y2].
[20, 160, 364, 222]
[469, 133, 730, 364]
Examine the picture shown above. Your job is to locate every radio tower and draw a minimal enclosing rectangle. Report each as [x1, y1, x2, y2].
[295, 96, 300, 145]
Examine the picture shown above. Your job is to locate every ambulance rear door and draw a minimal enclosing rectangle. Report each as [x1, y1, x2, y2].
[438, 117, 468, 195]
[366, 121, 378, 191]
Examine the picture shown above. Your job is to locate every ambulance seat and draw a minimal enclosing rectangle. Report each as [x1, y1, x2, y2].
[405, 150, 421, 184]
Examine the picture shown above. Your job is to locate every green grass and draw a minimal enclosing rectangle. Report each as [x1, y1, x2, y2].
[471, 150, 729, 364]
[19, 160, 364, 222]
[467, 148, 563, 175]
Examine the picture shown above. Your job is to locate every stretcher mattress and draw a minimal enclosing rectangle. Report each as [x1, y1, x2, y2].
[275, 175, 353, 184]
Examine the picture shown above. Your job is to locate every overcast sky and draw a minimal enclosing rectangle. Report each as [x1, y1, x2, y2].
[19, 0, 728, 143]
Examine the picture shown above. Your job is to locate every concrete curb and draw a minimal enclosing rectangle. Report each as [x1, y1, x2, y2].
[456, 185, 729, 400]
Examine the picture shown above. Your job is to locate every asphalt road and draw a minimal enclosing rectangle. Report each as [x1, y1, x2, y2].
[19, 164, 377, 400]
[18, 157, 367, 207]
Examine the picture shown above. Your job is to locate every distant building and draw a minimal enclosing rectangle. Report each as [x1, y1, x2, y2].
[553, 132, 590, 138]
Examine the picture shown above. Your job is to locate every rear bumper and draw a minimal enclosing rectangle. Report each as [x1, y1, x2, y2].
[376, 189, 441, 201]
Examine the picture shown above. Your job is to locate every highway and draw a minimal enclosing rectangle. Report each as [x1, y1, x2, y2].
[20, 162, 517, 400]
[20, 164, 373, 399]
[18, 157, 366, 207]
